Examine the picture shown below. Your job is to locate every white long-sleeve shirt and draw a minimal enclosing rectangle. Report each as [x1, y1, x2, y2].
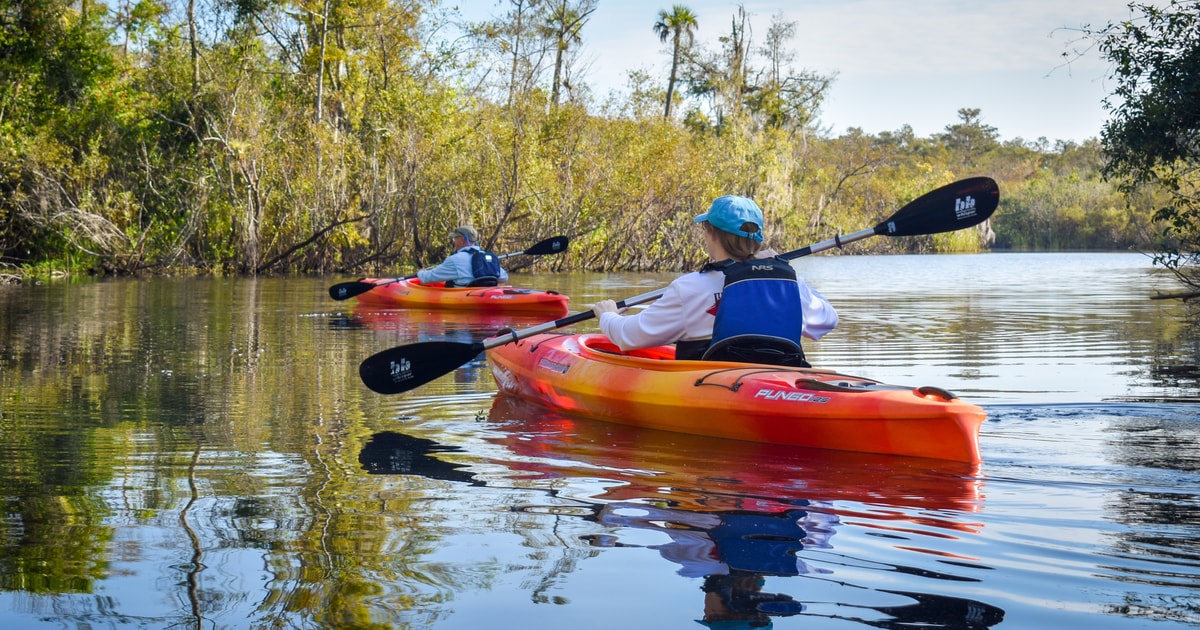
[598, 266, 838, 351]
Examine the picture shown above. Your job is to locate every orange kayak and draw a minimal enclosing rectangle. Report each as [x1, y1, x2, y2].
[353, 278, 569, 315]
[486, 333, 985, 463]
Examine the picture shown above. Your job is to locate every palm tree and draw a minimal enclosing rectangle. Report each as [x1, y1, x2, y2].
[653, 5, 698, 119]
[541, 0, 596, 106]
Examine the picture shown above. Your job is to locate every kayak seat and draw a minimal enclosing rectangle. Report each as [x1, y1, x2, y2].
[586, 337, 674, 360]
[626, 347, 675, 360]
[702, 334, 810, 368]
[467, 276, 500, 287]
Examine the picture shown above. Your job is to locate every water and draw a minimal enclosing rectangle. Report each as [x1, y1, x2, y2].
[1, 252, 1197, 629]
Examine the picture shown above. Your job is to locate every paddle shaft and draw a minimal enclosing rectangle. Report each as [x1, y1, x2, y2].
[478, 228, 878, 352]
[478, 189, 971, 351]
[359, 177, 999, 394]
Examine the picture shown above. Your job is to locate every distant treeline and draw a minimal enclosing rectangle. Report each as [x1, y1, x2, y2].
[0, 0, 1164, 280]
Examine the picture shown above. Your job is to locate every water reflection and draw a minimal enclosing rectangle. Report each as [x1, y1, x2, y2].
[333, 304, 553, 385]
[2, 261, 1197, 628]
[489, 395, 1002, 629]
[339, 303, 535, 337]
[356, 394, 1003, 628]
[697, 573, 802, 628]
[590, 502, 817, 627]
[359, 431, 481, 486]
[1100, 406, 1200, 607]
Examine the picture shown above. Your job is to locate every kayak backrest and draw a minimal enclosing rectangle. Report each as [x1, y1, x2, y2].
[467, 275, 500, 287]
[702, 334, 810, 367]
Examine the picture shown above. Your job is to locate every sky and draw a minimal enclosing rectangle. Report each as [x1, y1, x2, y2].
[451, 0, 1155, 143]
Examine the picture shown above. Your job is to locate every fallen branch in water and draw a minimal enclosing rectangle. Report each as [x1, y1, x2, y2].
[1151, 289, 1200, 301]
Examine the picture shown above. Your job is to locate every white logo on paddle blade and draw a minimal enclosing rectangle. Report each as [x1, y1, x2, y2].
[955, 195, 977, 220]
[390, 358, 413, 382]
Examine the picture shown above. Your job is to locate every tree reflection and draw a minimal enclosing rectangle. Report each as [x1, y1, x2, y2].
[1099, 406, 1200, 623]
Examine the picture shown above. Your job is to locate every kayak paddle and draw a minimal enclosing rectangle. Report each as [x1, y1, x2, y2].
[327, 234, 571, 300]
[360, 177, 999, 394]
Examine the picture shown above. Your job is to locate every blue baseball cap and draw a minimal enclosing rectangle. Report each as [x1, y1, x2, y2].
[694, 195, 765, 242]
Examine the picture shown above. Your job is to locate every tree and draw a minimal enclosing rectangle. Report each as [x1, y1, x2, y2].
[495, 0, 546, 106]
[0, 0, 121, 267]
[676, 4, 748, 132]
[745, 11, 832, 132]
[679, 5, 832, 135]
[937, 108, 1000, 167]
[540, 0, 595, 106]
[653, 4, 698, 119]
[1092, 0, 1200, 296]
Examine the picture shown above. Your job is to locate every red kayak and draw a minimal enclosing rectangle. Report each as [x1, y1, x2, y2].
[353, 278, 569, 316]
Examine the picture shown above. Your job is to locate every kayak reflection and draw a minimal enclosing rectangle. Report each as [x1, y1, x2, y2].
[355, 394, 1003, 628]
[486, 394, 1003, 628]
[487, 393, 985, 520]
[344, 303, 549, 338]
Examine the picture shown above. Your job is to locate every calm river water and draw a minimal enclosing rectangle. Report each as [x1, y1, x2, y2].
[1, 252, 1198, 629]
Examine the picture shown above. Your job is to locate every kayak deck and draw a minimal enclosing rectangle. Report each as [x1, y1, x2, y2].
[486, 333, 985, 463]
[354, 278, 569, 315]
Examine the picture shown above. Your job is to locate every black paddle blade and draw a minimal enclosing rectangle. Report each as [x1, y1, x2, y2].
[523, 235, 570, 256]
[878, 177, 999, 237]
[328, 280, 377, 300]
[359, 341, 485, 394]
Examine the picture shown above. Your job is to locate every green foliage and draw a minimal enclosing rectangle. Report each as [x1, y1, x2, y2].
[1092, 0, 1200, 287]
[993, 171, 1139, 250]
[0, 0, 1170, 280]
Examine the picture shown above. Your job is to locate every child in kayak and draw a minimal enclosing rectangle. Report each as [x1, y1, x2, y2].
[590, 195, 837, 364]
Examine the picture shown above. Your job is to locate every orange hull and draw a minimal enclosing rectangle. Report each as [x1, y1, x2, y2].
[486, 333, 985, 463]
[354, 278, 569, 315]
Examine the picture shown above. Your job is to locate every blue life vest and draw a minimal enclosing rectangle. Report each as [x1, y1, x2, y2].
[702, 257, 809, 367]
